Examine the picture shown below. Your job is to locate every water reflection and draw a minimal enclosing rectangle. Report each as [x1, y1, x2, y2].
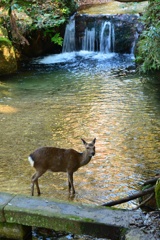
[0, 52, 160, 209]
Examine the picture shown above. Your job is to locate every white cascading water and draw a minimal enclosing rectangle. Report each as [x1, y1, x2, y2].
[62, 16, 137, 55]
[130, 31, 138, 55]
[100, 21, 113, 53]
[62, 17, 115, 53]
[62, 17, 75, 53]
[82, 27, 96, 51]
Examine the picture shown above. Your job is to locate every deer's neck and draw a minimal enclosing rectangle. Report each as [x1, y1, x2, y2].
[80, 151, 92, 167]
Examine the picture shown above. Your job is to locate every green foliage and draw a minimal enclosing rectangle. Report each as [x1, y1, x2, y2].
[136, 0, 160, 73]
[0, 0, 77, 46]
[51, 33, 63, 46]
[0, 36, 12, 46]
[44, 29, 63, 46]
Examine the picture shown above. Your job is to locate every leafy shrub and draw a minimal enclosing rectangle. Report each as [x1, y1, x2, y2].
[0, 0, 77, 46]
[136, 0, 160, 73]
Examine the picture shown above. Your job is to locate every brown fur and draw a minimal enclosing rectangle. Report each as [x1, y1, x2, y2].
[28, 138, 96, 196]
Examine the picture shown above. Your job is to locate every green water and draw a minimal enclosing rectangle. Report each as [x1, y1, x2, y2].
[0, 52, 160, 208]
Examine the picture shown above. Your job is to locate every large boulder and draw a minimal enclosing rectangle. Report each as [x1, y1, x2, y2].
[0, 26, 17, 76]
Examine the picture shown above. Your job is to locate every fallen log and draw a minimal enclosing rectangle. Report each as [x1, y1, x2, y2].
[102, 186, 155, 207]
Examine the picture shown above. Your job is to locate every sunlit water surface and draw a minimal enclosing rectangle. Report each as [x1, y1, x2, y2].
[0, 51, 160, 209]
[78, 1, 148, 15]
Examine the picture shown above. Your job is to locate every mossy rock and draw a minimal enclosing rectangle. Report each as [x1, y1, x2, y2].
[139, 184, 157, 210]
[0, 37, 12, 46]
[0, 27, 17, 76]
[155, 178, 160, 209]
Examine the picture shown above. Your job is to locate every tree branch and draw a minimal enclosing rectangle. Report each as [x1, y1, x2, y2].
[102, 186, 155, 207]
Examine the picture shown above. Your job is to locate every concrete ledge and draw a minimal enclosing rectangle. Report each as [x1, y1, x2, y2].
[3, 194, 130, 239]
[0, 192, 157, 240]
[0, 193, 14, 222]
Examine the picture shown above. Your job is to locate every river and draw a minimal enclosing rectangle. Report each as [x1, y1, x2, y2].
[0, 51, 160, 209]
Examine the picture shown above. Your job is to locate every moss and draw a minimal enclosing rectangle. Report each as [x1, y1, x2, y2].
[120, 227, 127, 238]
[0, 37, 12, 46]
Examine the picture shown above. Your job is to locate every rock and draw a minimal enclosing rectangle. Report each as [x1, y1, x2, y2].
[0, 26, 17, 76]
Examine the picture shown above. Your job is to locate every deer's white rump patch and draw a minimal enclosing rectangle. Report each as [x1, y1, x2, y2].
[28, 156, 34, 167]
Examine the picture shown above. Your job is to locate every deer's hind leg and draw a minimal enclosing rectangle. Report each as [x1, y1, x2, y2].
[31, 170, 46, 196]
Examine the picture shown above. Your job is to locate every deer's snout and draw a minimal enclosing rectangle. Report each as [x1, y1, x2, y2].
[91, 151, 95, 156]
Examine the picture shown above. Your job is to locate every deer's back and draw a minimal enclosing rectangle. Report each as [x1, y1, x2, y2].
[30, 147, 81, 173]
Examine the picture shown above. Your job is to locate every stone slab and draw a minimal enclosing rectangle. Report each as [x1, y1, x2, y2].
[0, 193, 15, 222]
[3, 195, 142, 240]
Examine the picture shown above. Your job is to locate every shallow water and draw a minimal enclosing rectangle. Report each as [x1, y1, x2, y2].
[0, 51, 160, 209]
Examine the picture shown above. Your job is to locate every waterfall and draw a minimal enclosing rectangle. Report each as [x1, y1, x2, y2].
[62, 17, 114, 53]
[100, 21, 115, 53]
[62, 14, 138, 54]
[82, 27, 96, 51]
[130, 31, 138, 54]
[82, 21, 115, 53]
[62, 17, 75, 53]
[81, 22, 114, 53]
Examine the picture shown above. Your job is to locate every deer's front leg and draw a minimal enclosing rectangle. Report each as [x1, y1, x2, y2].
[68, 172, 75, 194]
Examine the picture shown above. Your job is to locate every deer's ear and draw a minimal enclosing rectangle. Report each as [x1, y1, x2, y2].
[92, 138, 96, 144]
[81, 138, 87, 145]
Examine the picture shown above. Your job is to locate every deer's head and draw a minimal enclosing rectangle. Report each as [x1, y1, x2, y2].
[81, 138, 96, 157]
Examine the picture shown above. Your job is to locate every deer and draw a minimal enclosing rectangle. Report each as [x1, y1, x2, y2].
[28, 138, 96, 196]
